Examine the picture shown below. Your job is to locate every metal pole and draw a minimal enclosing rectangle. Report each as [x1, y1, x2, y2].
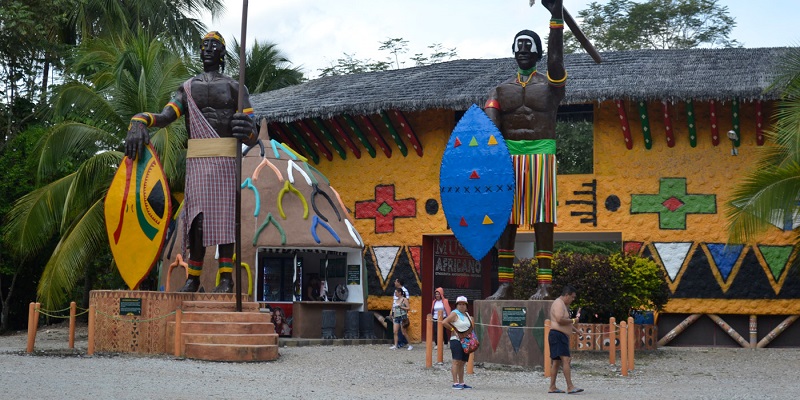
[234, 0, 250, 312]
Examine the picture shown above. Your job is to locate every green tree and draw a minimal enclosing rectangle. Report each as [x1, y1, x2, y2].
[727, 47, 800, 246]
[3, 34, 190, 310]
[318, 38, 458, 77]
[565, 0, 740, 53]
[227, 39, 304, 94]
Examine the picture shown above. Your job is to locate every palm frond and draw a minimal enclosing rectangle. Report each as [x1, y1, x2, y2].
[37, 199, 107, 309]
[3, 174, 76, 258]
[34, 122, 118, 182]
[61, 151, 122, 229]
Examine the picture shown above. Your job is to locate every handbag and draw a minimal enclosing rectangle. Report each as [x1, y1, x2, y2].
[458, 312, 480, 354]
[402, 315, 410, 328]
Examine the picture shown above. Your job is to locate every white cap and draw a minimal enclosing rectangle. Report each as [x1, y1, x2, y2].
[456, 296, 468, 304]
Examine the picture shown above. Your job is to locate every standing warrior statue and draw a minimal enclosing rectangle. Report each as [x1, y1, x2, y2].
[485, 0, 565, 300]
[125, 31, 258, 293]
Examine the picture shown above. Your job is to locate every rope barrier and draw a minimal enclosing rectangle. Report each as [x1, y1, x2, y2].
[474, 321, 622, 333]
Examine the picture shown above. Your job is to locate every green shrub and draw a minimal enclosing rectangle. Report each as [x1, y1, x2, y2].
[512, 251, 669, 323]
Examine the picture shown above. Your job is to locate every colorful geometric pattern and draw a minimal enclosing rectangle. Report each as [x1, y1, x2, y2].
[355, 184, 416, 233]
[363, 245, 421, 296]
[630, 178, 716, 230]
[629, 241, 800, 298]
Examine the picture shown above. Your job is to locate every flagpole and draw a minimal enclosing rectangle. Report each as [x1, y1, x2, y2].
[235, 0, 249, 312]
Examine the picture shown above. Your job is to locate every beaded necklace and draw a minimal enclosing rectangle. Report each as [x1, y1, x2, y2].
[516, 68, 537, 88]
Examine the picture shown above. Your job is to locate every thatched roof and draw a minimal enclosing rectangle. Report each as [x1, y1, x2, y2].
[251, 47, 794, 123]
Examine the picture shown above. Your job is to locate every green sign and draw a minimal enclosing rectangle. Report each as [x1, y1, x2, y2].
[347, 264, 361, 285]
[120, 298, 142, 316]
[502, 306, 526, 327]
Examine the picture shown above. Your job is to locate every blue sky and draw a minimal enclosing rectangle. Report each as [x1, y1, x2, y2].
[202, 1, 799, 78]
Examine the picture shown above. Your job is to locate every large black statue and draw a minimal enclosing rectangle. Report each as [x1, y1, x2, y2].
[484, 0, 565, 300]
[125, 31, 258, 293]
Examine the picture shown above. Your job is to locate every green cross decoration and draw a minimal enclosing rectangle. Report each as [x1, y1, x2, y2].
[630, 178, 716, 230]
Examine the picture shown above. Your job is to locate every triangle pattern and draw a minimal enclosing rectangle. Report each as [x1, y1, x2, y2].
[469, 136, 478, 146]
[654, 242, 693, 282]
[533, 308, 545, 353]
[409, 246, 422, 275]
[759, 245, 793, 281]
[508, 327, 524, 353]
[706, 243, 743, 282]
[483, 215, 493, 225]
[470, 170, 480, 179]
[373, 246, 400, 283]
[488, 135, 498, 145]
[454, 137, 462, 147]
[489, 308, 502, 352]
[460, 217, 468, 227]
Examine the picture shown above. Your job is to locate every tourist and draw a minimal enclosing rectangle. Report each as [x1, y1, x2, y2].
[441, 296, 473, 390]
[548, 285, 583, 394]
[390, 288, 412, 350]
[430, 287, 451, 347]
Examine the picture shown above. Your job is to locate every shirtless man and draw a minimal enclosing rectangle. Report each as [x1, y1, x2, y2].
[484, 0, 565, 300]
[548, 285, 582, 394]
[125, 31, 258, 293]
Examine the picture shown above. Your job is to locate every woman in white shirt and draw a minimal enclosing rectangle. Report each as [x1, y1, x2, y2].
[441, 296, 473, 390]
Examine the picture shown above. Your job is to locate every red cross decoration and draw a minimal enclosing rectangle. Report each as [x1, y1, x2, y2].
[355, 184, 416, 233]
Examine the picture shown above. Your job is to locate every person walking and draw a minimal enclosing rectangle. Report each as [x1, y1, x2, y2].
[390, 288, 412, 350]
[431, 287, 452, 348]
[548, 285, 583, 394]
[441, 296, 473, 390]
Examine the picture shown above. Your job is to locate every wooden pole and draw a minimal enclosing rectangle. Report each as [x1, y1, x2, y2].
[608, 317, 616, 365]
[233, 0, 250, 313]
[627, 316, 635, 371]
[33, 303, 40, 343]
[708, 314, 750, 348]
[425, 314, 433, 369]
[620, 321, 628, 376]
[436, 310, 444, 364]
[87, 304, 96, 356]
[657, 313, 701, 346]
[757, 315, 799, 348]
[749, 315, 757, 348]
[467, 352, 474, 374]
[68, 302, 76, 349]
[544, 319, 551, 377]
[174, 308, 183, 357]
[26, 302, 36, 353]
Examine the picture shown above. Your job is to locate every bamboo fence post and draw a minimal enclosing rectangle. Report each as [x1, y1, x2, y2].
[757, 315, 799, 348]
[467, 352, 474, 374]
[544, 319, 551, 377]
[87, 304, 96, 356]
[26, 302, 36, 353]
[749, 315, 757, 348]
[657, 313, 701, 346]
[608, 317, 616, 365]
[69, 302, 76, 349]
[174, 308, 183, 357]
[425, 314, 433, 369]
[628, 316, 635, 371]
[708, 314, 750, 348]
[620, 321, 628, 376]
[436, 310, 444, 364]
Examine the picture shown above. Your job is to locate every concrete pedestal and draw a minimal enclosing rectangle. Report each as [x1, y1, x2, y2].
[473, 299, 553, 369]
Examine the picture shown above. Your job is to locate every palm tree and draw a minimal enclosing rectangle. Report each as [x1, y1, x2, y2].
[227, 38, 304, 94]
[68, 0, 225, 56]
[2, 33, 190, 309]
[727, 47, 800, 246]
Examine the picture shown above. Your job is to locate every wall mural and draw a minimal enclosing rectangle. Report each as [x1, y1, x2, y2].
[625, 241, 800, 299]
[630, 177, 716, 230]
[363, 245, 422, 297]
[564, 179, 598, 226]
[354, 184, 417, 233]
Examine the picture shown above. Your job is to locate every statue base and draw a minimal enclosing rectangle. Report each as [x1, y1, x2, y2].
[473, 299, 553, 368]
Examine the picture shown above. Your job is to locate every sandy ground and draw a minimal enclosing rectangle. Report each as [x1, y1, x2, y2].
[1, 322, 799, 399]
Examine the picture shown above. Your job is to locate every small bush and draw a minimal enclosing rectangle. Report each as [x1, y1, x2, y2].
[512, 251, 669, 323]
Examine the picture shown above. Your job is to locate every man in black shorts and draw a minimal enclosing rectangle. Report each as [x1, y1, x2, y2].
[548, 285, 583, 394]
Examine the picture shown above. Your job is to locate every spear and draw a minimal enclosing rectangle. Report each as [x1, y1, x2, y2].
[235, 0, 249, 312]
[531, 0, 602, 63]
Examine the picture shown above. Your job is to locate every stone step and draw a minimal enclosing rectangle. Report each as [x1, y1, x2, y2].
[178, 321, 275, 335]
[181, 301, 261, 313]
[184, 343, 279, 362]
[183, 333, 278, 346]
[180, 311, 272, 323]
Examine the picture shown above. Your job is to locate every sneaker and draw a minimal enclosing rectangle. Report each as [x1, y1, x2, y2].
[407, 345, 413, 351]
[389, 345, 397, 350]
[461, 384, 473, 390]
[452, 384, 463, 390]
